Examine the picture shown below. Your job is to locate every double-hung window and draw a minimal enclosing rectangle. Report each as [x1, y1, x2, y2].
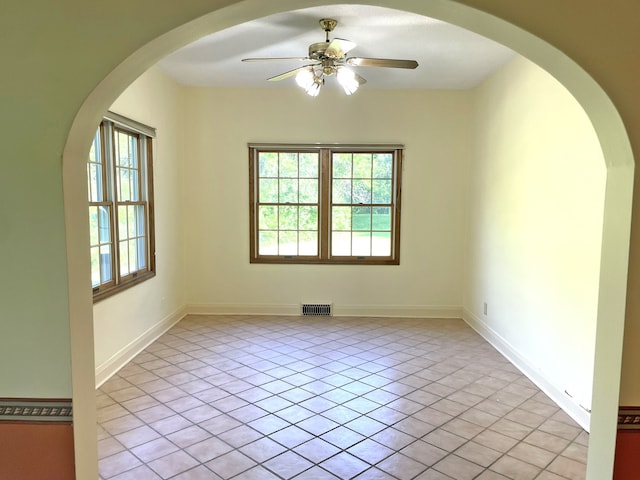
[87, 113, 156, 300]
[249, 144, 402, 264]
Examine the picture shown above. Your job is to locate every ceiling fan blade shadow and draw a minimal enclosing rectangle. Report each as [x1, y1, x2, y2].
[325, 38, 357, 58]
[242, 57, 312, 62]
[267, 65, 318, 81]
[354, 72, 367, 85]
[346, 57, 419, 69]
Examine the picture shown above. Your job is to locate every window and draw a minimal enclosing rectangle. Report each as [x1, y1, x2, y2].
[88, 113, 155, 300]
[249, 144, 402, 264]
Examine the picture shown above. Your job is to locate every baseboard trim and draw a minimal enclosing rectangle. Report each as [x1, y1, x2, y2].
[95, 306, 187, 388]
[186, 303, 462, 318]
[462, 308, 590, 432]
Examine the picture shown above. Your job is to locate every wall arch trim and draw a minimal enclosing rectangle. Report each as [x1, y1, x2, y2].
[63, 1, 634, 478]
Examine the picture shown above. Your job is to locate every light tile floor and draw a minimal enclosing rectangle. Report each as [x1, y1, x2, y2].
[97, 315, 588, 480]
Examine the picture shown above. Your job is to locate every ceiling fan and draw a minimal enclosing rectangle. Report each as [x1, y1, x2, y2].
[242, 18, 419, 96]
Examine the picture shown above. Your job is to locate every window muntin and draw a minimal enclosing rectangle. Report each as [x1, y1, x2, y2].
[250, 144, 402, 265]
[88, 117, 155, 300]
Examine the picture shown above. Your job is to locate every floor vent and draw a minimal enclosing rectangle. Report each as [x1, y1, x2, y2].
[301, 303, 333, 316]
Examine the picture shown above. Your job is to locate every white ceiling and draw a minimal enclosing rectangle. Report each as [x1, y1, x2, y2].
[156, 4, 516, 90]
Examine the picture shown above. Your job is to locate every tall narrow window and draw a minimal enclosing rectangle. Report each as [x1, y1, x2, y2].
[88, 114, 155, 300]
[249, 144, 402, 265]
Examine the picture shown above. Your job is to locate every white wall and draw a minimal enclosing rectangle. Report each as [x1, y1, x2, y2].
[182, 86, 473, 316]
[93, 68, 187, 383]
[94, 59, 605, 432]
[464, 56, 606, 423]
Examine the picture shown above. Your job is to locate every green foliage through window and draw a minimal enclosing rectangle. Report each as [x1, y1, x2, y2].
[250, 145, 402, 265]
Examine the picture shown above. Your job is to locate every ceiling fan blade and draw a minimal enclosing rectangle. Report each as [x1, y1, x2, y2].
[267, 65, 317, 82]
[242, 57, 311, 62]
[346, 57, 419, 69]
[325, 38, 357, 58]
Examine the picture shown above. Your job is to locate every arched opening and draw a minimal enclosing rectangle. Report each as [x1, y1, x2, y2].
[63, 1, 634, 478]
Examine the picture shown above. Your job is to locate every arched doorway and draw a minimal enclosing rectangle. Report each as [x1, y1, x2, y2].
[63, 1, 634, 478]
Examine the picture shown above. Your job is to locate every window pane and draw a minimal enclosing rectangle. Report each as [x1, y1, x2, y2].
[299, 179, 318, 203]
[353, 154, 372, 178]
[89, 207, 99, 245]
[372, 180, 392, 204]
[259, 231, 277, 255]
[259, 179, 278, 203]
[99, 245, 112, 283]
[89, 130, 101, 164]
[332, 232, 351, 256]
[279, 179, 298, 203]
[333, 179, 352, 204]
[118, 206, 127, 243]
[352, 232, 371, 256]
[128, 239, 138, 273]
[333, 154, 352, 178]
[128, 136, 138, 168]
[118, 168, 130, 201]
[259, 152, 279, 177]
[88, 163, 103, 202]
[116, 130, 139, 168]
[259, 206, 278, 230]
[135, 205, 145, 236]
[279, 231, 297, 255]
[279, 153, 298, 177]
[372, 232, 391, 256]
[279, 206, 298, 230]
[90, 246, 100, 287]
[372, 207, 391, 231]
[352, 206, 371, 231]
[119, 240, 129, 276]
[99, 207, 111, 243]
[332, 206, 351, 231]
[299, 231, 318, 255]
[373, 153, 392, 178]
[137, 237, 146, 269]
[299, 153, 319, 177]
[299, 206, 318, 231]
[127, 205, 136, 238]
[130, 170, 140, 201]
[353, 179, 372, 204]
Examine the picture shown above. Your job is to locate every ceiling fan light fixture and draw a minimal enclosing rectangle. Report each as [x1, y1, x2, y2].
[337, 67, 359, 95]
[304, 78, 322, 96]
[295, 68, 315, 89]
[296, 68, 323, 96]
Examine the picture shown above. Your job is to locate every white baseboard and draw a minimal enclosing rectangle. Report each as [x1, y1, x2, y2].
[95, 306, 187, 388]
[462, 308, 591, 432]
[186, 303, 462, 319]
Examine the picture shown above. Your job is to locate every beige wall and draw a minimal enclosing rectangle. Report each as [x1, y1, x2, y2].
[101, 57, 605, 431]
[465, 56, 606, 425]
[182, 87, 472, 315]
[93, 68, 188, 382]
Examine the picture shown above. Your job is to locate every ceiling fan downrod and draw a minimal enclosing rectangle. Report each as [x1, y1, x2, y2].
[319, 18, 338, 42]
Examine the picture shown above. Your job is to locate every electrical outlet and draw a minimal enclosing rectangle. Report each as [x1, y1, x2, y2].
[483, 302, 488, 316]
